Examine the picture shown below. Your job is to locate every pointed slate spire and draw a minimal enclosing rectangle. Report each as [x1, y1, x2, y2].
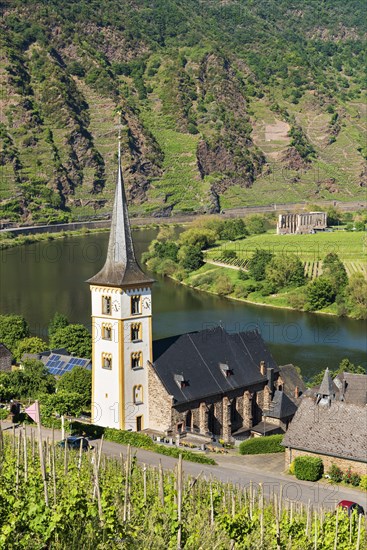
[87, 137, 154, 287]
[317, 368, 337, 398]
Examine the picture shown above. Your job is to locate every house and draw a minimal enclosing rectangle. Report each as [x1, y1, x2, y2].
[0, 343, 12, 372]
[282, 368, 367, 476]
[277, 212, 327, 234]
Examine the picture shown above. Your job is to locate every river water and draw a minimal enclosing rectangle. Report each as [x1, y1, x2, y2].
[0, 229, 366, 380]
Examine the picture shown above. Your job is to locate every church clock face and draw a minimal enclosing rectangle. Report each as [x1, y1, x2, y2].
[143, 297, 151, 310]
[112, 300, 120, 312]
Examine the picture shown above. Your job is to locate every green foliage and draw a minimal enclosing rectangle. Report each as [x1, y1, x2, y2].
[0, 359, 56, 400]
[214, 275, 234, 296]
[359, 475, 367, 491]
[49, 324, 92, 359]
[48, 312, 69, 339]
[13, 337, 48, 363]
[265, 253, 305, 290]
[248, 249, 273, 281]
[346, 272, 367, 319]
[328, 464, 343, 483]
[294, 456, 324, 481]
[306, 277, 336, 310]
[57, 366, 92, 407]
[40, 390, 86, 418]
[342, 468, 360, 487]
[218, 218, 247, 241]
[221, 249, 237, 260]
[178, 245, 203, 271]
[0, 314, 30, 353]
[239, 435, 284, 455]
[179, 228, 216, 249]
[245, 215, 267, 235]
[322, 252, 348, 292]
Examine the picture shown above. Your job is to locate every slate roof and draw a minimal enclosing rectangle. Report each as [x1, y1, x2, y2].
[0, 343, 12, 358]
[282, 397, 367, 462]
[87, 140, 154, 288]
[267, 390, 298, 419]
[152, 326, 278, 405]
[278, 364, 306, 401]
[334, 372, 367, 406]
[318, 367, 338, 397]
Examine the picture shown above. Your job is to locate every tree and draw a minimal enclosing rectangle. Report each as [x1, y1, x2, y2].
[178, 245, 204, 271]
[219, 218, 247, 240]
[336, 358, 365, 375]
[248, 249, 273, 281]
[265, 254, 305, 289]
[179, 228, 217, 249]
[48, 312, 69, 339]
[0, 314, 30, 353]
[13, 336, 48, 363]
[57, 366, 92, 406]
[40, 391, 86, 418]
[306, 277, 336, 310]
[246, 215, 267, 235]
[49, 324, 92, 358]
[346, 273, 367, 319]
[322, 252, 348, 292]
[0, 359, 56, 400]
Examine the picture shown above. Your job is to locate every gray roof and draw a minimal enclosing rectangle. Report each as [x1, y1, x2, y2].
[318, 368, 338, 397]
[87, 141, 154, 287]
[152, 327, 278, 405]
[282, 397, 367, 462]
[0, 343, 12, 357]
[278, 364, 306, 401]
[334, 372, 367, 406]
[267, 390, 297, 419]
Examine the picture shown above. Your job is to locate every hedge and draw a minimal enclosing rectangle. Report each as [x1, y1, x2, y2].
[239, 435, 284, 455]
[294, 456, 323, 481]
[71, 421, 216, 465]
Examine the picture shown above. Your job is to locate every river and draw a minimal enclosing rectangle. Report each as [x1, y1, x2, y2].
[0, 229, 366, 379]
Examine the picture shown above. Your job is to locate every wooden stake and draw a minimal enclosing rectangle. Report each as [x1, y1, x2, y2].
[210, 481, 214, 526]
[333, 506, 339, 550]
[259, 482, 264, 548]
[15, 431, 21, 494]
[23, 426, 28, 482]
[177, 454, 182, 550]
[314, 510, 318, 550]
[355, 513, 362, 550]
[158, 461, 164, 506]
[36, 401, 49, 507]
[143, 463, 147, 502]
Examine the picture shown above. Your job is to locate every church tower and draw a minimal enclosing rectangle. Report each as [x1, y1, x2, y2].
[87, 138, 154, 431]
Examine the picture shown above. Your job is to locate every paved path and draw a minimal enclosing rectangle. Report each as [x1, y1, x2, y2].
[2, 422, 366, 512]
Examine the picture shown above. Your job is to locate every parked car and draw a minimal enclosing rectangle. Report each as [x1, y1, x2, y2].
[58, 436, 93, 451]
[337, 501, 365, 516]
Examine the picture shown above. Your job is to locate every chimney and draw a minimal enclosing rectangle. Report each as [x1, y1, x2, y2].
[267, 367, 274, 391]
[294, 386, 300, 399]
[260, 361, 266, 376]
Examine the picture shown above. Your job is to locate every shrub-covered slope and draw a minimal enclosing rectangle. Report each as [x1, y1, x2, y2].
[0, 0, 366, 222]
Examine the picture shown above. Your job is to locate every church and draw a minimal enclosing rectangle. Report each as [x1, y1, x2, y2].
[87, 141, 302, 442]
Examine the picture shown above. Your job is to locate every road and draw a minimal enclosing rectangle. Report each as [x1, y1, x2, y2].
[2, 421, 366, 512]
[1, 199, 366, 235]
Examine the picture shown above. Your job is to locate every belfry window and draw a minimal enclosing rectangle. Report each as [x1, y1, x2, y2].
[102, 353, 112, 370]
[131, 352, 142, 369]
[131, 323, 142, 342]
[102, 323, 112, 340]
[133, 385, 143, 404]
[102, 296, 111, 315]
[131, 295, 141, 315]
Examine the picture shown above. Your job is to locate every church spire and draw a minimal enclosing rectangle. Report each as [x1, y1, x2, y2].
[87, 137, 154, 287]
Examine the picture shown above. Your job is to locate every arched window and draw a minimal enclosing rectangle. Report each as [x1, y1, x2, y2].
[131, 323, 142, 342]
[131, 352, 142, 369]
[102, 296, 111, 315]
[102, 323, 112, 340]
[133, 385, 143, 404]
[131, 295, 141, 315]
[102, 353, 112, 370]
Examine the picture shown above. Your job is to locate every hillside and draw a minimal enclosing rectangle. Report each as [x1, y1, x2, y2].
[0, 0, 366, 223]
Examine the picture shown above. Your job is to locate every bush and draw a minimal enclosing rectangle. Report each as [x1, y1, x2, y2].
[329, 464, 343, 483]
[214, 275, 234, 296]
[294, 456, 323, 481]
[239, 435, 284, 455]
[0, 408, 9, 420]
[222, 249, 237, 260]
[343, 467, 360, 486]
[238, 270, 249, 281]
[289, 460, 295, 475]
[359, 475, 367, 491]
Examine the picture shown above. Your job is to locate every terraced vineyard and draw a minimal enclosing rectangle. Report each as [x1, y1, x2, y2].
[207, 231, 367, 279]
